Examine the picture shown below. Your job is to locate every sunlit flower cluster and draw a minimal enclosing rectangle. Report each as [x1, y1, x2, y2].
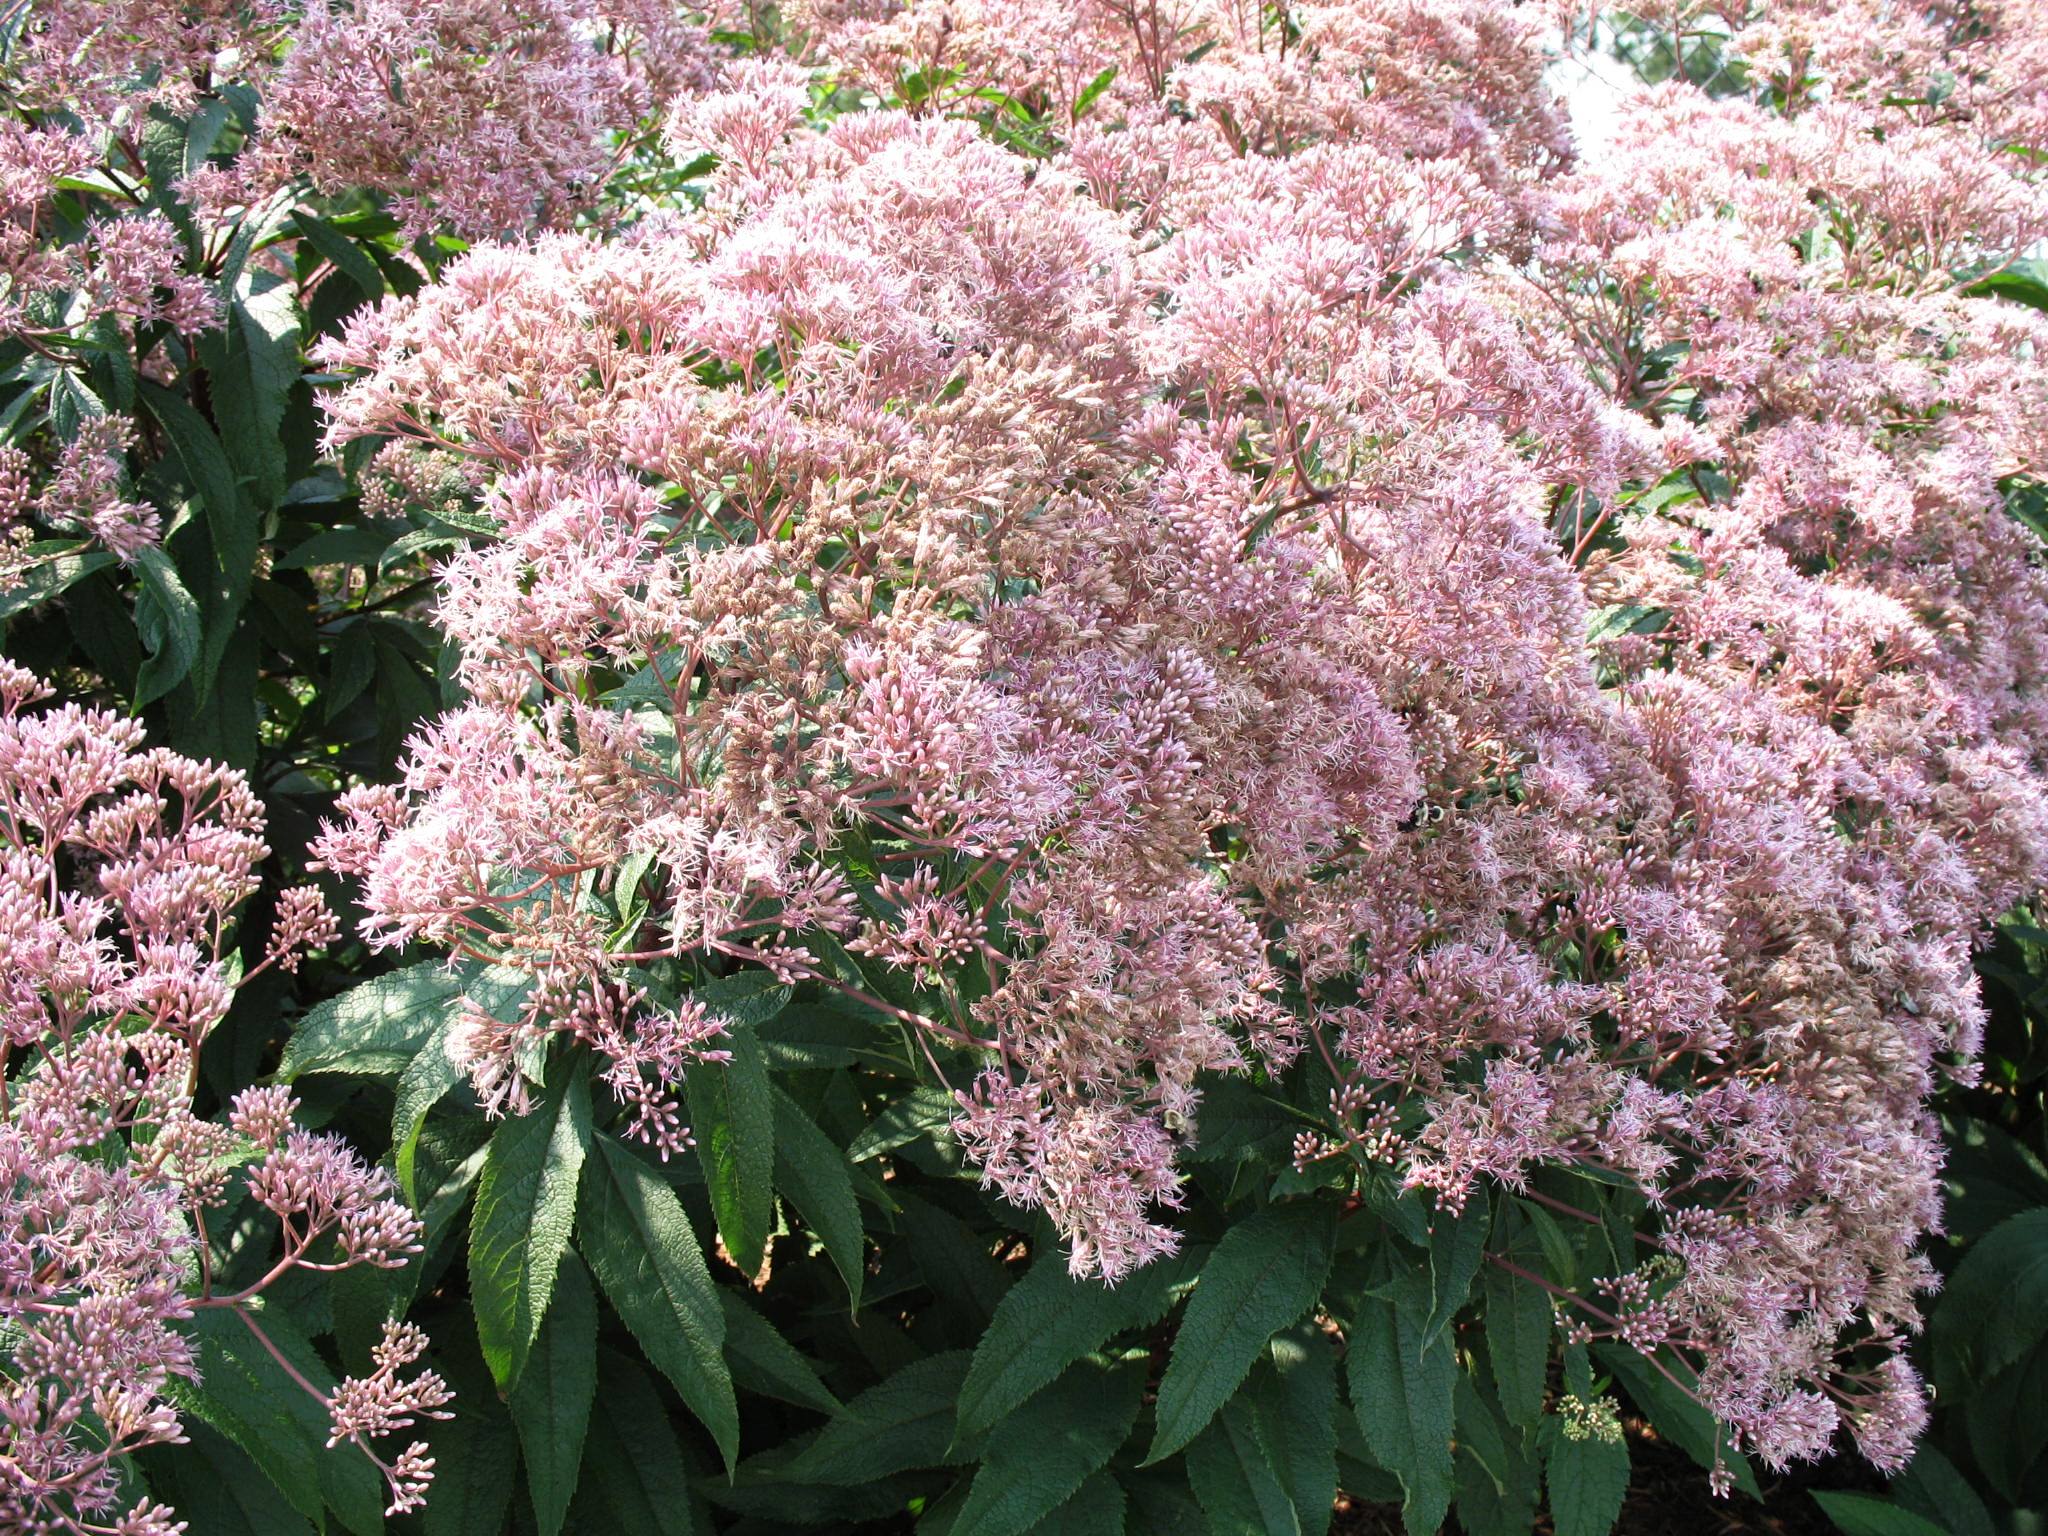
[298, 0, 2048, 1483]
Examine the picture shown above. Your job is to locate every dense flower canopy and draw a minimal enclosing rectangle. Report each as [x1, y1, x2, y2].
[295, 0, 2048, 1483]
[6, 0, 2048, 1519]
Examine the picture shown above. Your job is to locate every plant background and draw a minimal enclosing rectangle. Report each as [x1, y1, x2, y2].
[5, 8, 2048, 1536]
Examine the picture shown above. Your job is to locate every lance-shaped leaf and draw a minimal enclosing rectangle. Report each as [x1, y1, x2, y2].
[1148, 1203, 1335, 1463]
[471, 1059, 592, 1391]
[578, 1135, 738, 1469]
[510, 1250, 598, 1536]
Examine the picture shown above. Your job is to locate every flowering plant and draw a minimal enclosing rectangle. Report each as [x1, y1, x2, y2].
[6, 0, 2048, 1532]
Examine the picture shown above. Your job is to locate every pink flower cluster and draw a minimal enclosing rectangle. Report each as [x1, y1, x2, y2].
[0, 0, 724, 343]
[0, 663, 444, 1532]
[311, 0, 2048, 1476]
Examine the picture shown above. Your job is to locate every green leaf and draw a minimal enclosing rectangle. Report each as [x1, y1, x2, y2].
[0, 546, 116, 618]
[787, 1351, 975, 1485]
[1892, 1444, 1995, 1536]
[1963, 258, 2048, 314]
[686, 1029, 775, 1276]
[1348, 1269, 1455, 1536]
[959, 1247, 1189, 1440]
[138, 379, 254, 694]
[1482, 1259, 1552, 1428]
[1935, 1209, 2048, 1383]
[1148, 1203, 1336, 1462]
[718, 1288, 840, 1413]
[1545, 1417, 1629, 1536]
[1810, 1492, 1953, 1536]
[1250, 1327, 1339, 1536]
[422, 1401, 519, 1536]
[1020, 1472, 1126, 1535]
[171, 1304, 385, 1536]
[392, 1022, 464, 1204]
[281, 960, 467, 1079]
[1452, 1372, 1539, 1536]
[510, 1249, 597, 1536]
[770, 1084, 865, 1307]
[575, 1349, 706, 1536]
[1186, 1403, 1300, 1536]
[694, 969, 793, 1027]
[848, 1084, 958, 1161]
[1073, 65, 1119, 120]
[577, 1135, 738, 1469]
[471, 1059, 593, 1392]
[133, 544, 202, 707]
[954, 1359, 1144, 1536]
[1424, 1194, 1489, 1346]
[200, 274, 302, 509]
[296, 208, 386, 298]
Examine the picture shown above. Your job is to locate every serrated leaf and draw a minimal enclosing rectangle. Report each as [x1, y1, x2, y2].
[686, 1028, 773, 1276]
[281, 960, 467, 1078]
[848, 1084, 958, 1161]
[1251, 1327, 1339, 1536]
[1483, 1259, 1552, 1428]
[770, 1084, 865, 1308]
[1148, 1203, 1336, 1463]
[133, 544, 202, 707]
[1935, 1209, 2048, 1383]
[422, 1399, 519, 1536]
[392, 1023, 464, 1204]
[953, 1360, 1142, 1536]
[1424, 1194, 1488, 1346]
[1186, 1398, 1299, 1536]
[1892, 1444, 1995, 1536]
[1348, 1269, 1455, 1536]
[133, 1419, 315, 1536]
[1810, 1492, 1952, 1536]
[694, 969, 793, 1027]
[575, 1349, 706, 1536]
[577, 1135, 738, 1469]
[296, 208, 386, 298]
[510, 1250, 597, 1536]
[0, 546, 116, 618]
[138, 379, 253, 694]
[471, 1059, 592, 1392]
[959, 1247, 1190, 1440]
[1545, 1416, 1629, 1536]
[719, 1287, 839, 1413]
[787, 1351, 975, 1485]
[201, 274, 301, 509]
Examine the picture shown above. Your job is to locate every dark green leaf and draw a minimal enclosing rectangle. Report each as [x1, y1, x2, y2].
[770, 1083, 865, 1308]
[959, 1247, 1189, 1439]
[1149, 1203, 1336, 1462]
[574, 1349, 706, 1536]
[1348, 1269, 1455, 1536]
[1810, 1492, 1952, 1536]
[1250, 1326, 1339, 1536]
[787, 1351, 975, 1485]
[510, 1250, 598, 1536]
[280, 960, 468, 1079]
[954, 1359, 1144, 1536]
[718, 1288, 839, 1413]
[577, 1135, 738, 1469]
[1593, 1344, 1759, 1499]
[1545, 1416, 1629, 1536]
[133, 544, 202, 707]
[471, 1059, 593, 1392]
[1186, 1403, 1300, 1536]
[1482, 1259, 1551, 1428]
[422, 1400, 519, 1536]
[171, 1304, 385, 1536]
[686, 1029, 774, 1276]
[1936, 1209, 2048, 1382]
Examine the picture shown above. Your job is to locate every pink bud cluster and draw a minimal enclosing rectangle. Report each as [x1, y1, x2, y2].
[0, 665, 440, 1531]
[311, 0, 2048, 1477]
